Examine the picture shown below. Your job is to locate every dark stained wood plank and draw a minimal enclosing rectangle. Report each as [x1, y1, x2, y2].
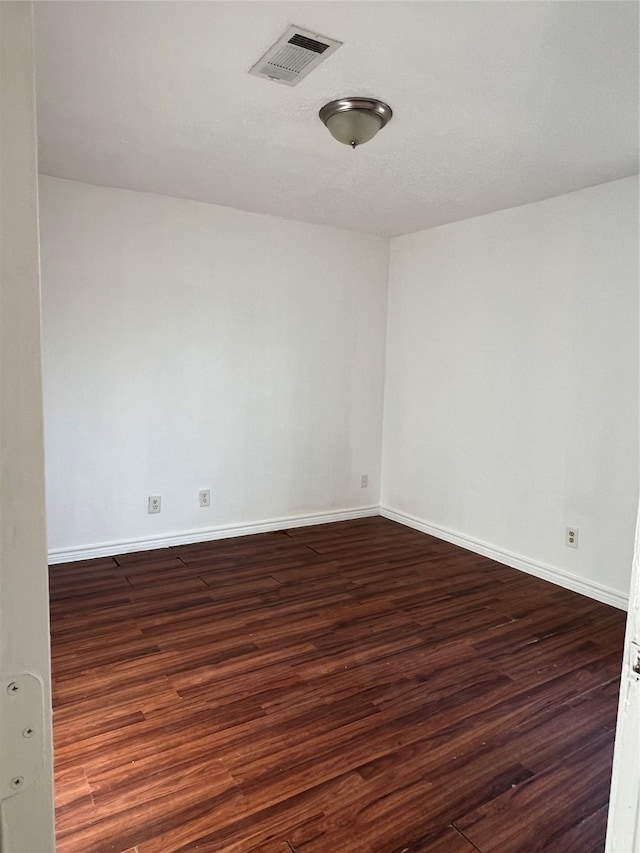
[453, 731, 616, 852]
[54, 766, 95, 843]
[48, 517, 626, 853]
[387, 826, 479, 853]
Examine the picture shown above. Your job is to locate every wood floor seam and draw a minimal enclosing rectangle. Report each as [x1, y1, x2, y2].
[450, 824, 483, 853]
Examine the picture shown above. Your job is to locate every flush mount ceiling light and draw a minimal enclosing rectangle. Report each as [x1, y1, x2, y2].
[319, 97, 392, 149]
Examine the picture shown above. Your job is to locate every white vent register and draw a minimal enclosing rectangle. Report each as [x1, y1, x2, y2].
[250, 26, 341, 86]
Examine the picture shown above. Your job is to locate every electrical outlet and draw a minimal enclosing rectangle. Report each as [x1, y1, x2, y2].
[566, 526, 579, 548]
[361, 474, 368, 489]
[148, 495, 161, 514]
[199, 489, 211, 508]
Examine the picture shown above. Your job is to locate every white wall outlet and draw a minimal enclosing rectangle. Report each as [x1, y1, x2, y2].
[148, 495, 161, 514]
[199, 489, 211, 508]
[566, 526, 579, 548]
[361, 474, 368, 489]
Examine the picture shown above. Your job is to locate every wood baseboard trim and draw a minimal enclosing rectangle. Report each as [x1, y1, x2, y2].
[48, 505, 380, 564]
[380, 505, 629, 611]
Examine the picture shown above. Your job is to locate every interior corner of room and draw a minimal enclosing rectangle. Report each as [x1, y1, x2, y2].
[39, 173, 639, 610]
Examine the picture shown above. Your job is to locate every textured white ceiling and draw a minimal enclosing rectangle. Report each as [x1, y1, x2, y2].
[34, 1, 639, 236]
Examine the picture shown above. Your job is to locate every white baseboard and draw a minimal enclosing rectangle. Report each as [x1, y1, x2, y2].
[48, 505, 379, 565]
[49, 503, 629, 612]
[380, 505, 629, 611]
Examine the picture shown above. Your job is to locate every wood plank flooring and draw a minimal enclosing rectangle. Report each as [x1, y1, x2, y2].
[49, 517, 627, 853]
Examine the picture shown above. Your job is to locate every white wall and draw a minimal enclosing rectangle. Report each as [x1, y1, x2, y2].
[0, 3, 55, 849]
[382, 177, 639, 604]
[39, 177, 388, 556]
[40, 174, 638, 606]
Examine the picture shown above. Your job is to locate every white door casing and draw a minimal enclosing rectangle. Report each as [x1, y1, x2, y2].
[606, 503, 640, 852]
[0, 2, 56, 850]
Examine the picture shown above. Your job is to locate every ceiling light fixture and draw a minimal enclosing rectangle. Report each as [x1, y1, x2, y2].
[319, 97, 392, 149]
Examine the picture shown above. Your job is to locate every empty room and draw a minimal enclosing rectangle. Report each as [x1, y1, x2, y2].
[1, 1, 639, 852]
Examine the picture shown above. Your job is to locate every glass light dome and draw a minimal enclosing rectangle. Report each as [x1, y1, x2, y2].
[319, 98, 392, 149]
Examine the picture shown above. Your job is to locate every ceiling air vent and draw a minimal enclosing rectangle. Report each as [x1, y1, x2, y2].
[249, 26, 341, 86]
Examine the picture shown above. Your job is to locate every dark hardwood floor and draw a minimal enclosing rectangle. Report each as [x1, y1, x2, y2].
[49, 517, 627, 853]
